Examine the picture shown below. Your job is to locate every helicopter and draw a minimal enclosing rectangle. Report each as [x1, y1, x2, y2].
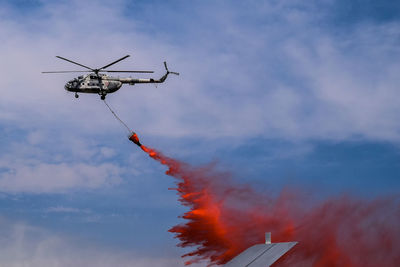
[42, 55, 179, 100]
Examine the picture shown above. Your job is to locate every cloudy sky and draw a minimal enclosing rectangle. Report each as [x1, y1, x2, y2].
[0, 0, 399, 266]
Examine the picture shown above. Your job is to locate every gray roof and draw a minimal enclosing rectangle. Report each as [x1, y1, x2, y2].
[223, 242, 297, 267]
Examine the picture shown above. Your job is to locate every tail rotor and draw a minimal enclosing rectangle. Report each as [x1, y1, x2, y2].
[164, 61, 179, 76]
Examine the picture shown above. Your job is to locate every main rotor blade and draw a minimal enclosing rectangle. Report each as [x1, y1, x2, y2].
[102, 70, 154, 73]
[42, 70, 91, 73]
[99, 55, 130, 70]
[56, 56, 94, 71]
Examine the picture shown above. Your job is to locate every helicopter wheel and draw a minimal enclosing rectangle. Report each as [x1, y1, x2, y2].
[101, 95, 106, 100]
[75, 93, 79, 98]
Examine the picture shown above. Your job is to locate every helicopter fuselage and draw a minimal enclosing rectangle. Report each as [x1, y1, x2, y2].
[65, 74, 123, 95]
[65, 71, 172, 99]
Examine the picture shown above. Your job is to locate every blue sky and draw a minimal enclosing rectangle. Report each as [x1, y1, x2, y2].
[0, 0, 399, 266]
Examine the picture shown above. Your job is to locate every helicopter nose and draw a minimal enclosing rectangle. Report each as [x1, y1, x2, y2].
[65, 82, 72, 91]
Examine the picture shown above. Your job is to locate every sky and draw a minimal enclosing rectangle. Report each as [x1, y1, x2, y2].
[0, 0, 399, 266]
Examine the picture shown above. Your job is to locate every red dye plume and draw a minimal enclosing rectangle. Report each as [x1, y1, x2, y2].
[137, 142, 400, 266]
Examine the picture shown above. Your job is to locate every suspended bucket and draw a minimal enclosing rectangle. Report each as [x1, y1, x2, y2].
[128, 132, 142, 147]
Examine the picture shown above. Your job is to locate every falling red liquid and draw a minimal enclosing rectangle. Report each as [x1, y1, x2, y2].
[132, 137, 400, 266]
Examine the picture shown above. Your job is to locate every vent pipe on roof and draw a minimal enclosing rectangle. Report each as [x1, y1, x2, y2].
[265, 232, 271, 244]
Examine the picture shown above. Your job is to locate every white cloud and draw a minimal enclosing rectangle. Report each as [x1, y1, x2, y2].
[279, 23, 400, 139]
[100, 147, 116, 158]
[0, 1, 399, 143]
[0, 217, 206, 267]
[26, 131, 45, 145]
[0, 126, 144, 194]
[0, 161, 122, 193]
[44, 206, 91, 213]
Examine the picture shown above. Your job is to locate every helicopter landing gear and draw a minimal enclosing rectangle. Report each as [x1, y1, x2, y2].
[99, 90, 107, 100]
[75, 93, 79, 98]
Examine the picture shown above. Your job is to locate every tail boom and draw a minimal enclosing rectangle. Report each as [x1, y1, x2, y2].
[119, 61, 179, 85]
